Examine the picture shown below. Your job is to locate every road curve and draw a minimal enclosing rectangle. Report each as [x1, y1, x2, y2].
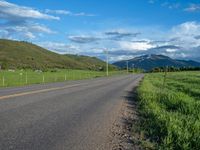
[0, 74, 143, 150]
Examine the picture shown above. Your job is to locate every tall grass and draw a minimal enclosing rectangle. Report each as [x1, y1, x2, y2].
[138, 71, 200, 149]
[0, 69, 126, 88]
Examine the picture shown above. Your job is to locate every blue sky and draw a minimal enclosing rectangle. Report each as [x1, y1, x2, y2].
[1, 0, 200, 62]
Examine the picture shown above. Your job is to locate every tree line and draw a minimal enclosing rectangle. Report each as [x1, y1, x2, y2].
[151, 66, 200, 72]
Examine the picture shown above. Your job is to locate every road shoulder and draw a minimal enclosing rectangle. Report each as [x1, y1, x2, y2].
[108, 77, 144, 150]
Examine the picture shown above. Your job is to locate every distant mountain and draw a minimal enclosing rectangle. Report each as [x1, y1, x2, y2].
[0, 39, 116, 70]
[113, 54, 200, 71]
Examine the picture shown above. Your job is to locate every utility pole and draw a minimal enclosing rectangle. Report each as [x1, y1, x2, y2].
[104, 49, 109, 76]
[126, 51, 129, 74]
[126, 60, 129, 74]
[132, 64, 134, 73]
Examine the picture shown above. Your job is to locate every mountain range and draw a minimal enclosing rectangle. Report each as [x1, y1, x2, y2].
[113, 54, 200, 71]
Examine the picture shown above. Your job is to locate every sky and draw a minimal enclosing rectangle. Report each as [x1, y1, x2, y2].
[1, 0, 200, 62]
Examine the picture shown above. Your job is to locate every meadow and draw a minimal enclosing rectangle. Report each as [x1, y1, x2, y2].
[137, 71, 200, 149]
[0, 69, 126, 88]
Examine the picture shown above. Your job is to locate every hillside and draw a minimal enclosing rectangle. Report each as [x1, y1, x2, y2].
[0, 39, 116, 71]
[113, 54, 200, 71]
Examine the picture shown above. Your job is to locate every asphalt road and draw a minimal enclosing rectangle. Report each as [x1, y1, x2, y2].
[0, 74, 143, 150]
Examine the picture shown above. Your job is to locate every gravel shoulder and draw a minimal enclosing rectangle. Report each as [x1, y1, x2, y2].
[109, 76, 143, 150]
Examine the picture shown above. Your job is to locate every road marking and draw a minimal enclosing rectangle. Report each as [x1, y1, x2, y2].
[0, 84, 82, 100]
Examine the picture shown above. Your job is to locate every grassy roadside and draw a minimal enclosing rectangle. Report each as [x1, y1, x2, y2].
[135, 71, 200, 149]
[0, 69, 127, 88]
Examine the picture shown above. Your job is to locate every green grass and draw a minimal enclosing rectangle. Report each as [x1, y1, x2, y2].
[0, 69, 126, 88]
[137, 71, 200, 149]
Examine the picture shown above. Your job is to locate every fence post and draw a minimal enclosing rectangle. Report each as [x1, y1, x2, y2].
[65, 74, 67, 81]
[2, 76, 5, 87]
[43, 75, 45, 83]
[55, 75, 57, 82]
[26, 72, 28, 84]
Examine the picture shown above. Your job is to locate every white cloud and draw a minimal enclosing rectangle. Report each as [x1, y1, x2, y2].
[0, 0, 59, 20]
[166, 48, 177, 53]
[170, 21, 200, 48]
[119, 40, 155, 51]
[109, 55, 134, 62]
[45, 9, 71, 15]
[45, 9, 95, 17]
[0, 23, 55, 40]
[0, 0, 58, 40]
[30, 24, 55, 34]
[24, 32, 36, 39]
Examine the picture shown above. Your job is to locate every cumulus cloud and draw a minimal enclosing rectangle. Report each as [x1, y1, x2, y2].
[0, 0, 58, 40]
[106, 22, 200, 61]
[170, 21, 200, 48]
[0, 22, 55, 40]
[106, 45, 180, 59]
[119, 40, 155, 51]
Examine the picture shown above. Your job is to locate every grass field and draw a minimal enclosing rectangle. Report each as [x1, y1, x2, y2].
[137, 71, 200, 149]
[0, 69, 126, 88]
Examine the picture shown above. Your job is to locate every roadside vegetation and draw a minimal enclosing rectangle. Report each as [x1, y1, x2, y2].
[0, 69, 126, 88]
[137, 71, 200, 149]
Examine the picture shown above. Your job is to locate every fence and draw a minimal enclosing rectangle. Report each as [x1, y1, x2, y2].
[0, 70, 127, 88]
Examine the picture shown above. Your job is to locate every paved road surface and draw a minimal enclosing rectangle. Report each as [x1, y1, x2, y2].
[0, 74, 143, 150]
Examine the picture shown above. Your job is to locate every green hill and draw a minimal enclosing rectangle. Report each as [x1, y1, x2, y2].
[0, 39, 116, 71]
